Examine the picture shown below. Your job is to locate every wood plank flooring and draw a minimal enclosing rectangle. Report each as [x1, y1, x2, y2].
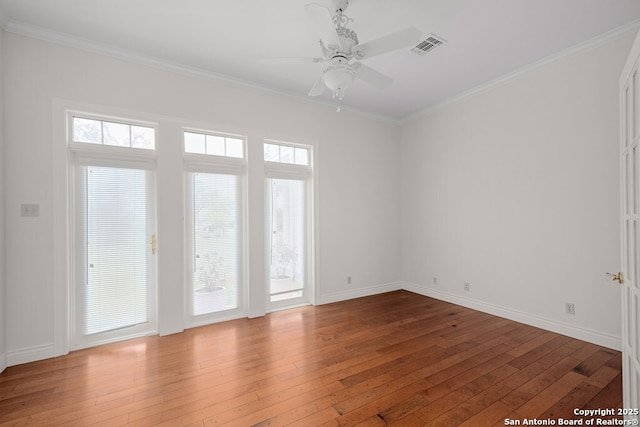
[0, 290, 623, 426]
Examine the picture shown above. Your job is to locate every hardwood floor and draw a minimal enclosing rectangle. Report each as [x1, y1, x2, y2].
[0, 290, 623, 426]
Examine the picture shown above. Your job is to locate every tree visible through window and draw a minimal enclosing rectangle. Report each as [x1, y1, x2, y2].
[73, 116, 155, 150]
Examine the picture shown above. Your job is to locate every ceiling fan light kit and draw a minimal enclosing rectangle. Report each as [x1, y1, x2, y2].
[322, 57, 355, 100]
[263, 0, 421, 103]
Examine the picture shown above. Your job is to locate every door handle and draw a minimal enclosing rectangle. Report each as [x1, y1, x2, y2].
[151, 234, 157, 255]
[606, 272, 624, 284]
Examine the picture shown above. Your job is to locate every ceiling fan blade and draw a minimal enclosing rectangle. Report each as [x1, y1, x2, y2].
[353, 63, 393, 89]
[308, 77, 327, 97]
[305, 3, 342, 51]
[355, 27, 421, 60]
[260, 57, 325, 65]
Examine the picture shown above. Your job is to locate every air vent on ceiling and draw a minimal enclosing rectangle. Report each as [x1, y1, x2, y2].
[411, 34, 447, 56]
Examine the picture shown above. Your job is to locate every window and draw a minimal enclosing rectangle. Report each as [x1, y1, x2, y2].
[264, 141, 313, 310]
[185, 130, 244, 158]
[185, 130, 245, 323]
[72, 116, 155, 150]
[264, 142, 309, 165]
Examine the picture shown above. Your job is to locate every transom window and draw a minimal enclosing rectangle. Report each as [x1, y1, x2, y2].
[72, 116, 155, 150]
[264, 142, 310, 166]
[184, 131, 244, 158]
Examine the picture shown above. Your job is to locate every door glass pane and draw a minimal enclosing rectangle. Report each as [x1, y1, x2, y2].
[84, 166, 151, 335]
[635, 293, 640, 357]
[191, 173, 240, 316]
[636, 220, 640, 291]
[625, 86, 630, 148]
[268, 179, 306, 302]
[628, 287, 634, 348]
[633, 146, 638, 214]
[633, 71, 637, 140]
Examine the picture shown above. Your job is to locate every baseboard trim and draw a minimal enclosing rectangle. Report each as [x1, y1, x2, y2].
[7, 344, 55, 367]
[317, 282, 402, 305]
[0, 351, 7, 373]
[401, 282, 622, 351]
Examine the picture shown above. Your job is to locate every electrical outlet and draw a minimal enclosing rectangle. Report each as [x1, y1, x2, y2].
[565, 303, 575, 315]
[464, 282, 470, 291]
[347, 276, 352, 285]
[433, 277, 438, 285]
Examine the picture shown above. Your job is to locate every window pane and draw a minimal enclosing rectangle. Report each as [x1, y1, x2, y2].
[185, 132, 206, 154]
[280, 146, 294, 164]
[226, 138, 244, 158]
[73, 117, 102, 144]
[103, 122, 131, 147]
[206, 135, 225, 156]
[264, 143, 280, 162]
[294, 148, 309, 166]
[192, 173, 240, 316]
[131, 126, 155, 150]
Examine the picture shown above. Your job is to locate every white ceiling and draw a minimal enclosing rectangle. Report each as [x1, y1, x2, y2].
[1, 0, 640, 120]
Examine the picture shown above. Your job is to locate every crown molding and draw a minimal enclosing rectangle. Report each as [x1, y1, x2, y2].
[403, 18, 640, 123]
[0, 7, 9, 30]
[4, 20, 399, 124]
[4, 20, 267, 89]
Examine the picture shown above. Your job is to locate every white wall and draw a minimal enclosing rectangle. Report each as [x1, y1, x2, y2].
[3, 33, 401, 364]
[400, 32, 635, 349]
[4, 24, 632, 365]
[0, 27, 7, 372]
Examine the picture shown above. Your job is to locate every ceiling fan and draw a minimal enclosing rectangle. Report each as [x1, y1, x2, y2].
[263, 0, 421, 101]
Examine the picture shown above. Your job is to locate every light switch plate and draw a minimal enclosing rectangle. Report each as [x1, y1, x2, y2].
[21, 203, 40, 217]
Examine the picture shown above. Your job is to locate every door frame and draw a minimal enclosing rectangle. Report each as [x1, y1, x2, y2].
[619, 28, 640, 420]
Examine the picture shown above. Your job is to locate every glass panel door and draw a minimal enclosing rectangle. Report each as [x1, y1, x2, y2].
[267, 178, 307, 307]
[189, 172, 241, 317]
[74, 164, 157, 348]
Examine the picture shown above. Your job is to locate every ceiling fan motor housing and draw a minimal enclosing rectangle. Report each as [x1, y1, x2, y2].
[331, 0, 349, 14]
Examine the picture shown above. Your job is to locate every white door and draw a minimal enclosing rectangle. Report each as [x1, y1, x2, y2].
[73, 162, 158, 349]
[620, 29, 640, 423]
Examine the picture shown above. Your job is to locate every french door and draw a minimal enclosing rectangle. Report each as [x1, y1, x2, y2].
[266, 177, 309, 309]
[620, 29, 640, 423]
[187, 171, 243, 319]
[73, 160, 157, 349]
